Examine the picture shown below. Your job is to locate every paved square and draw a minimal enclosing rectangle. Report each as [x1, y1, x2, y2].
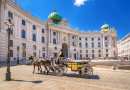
[0, 65, 130, 90]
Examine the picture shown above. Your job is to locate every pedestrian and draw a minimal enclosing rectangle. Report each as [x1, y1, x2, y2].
[58, 49, 64, 64]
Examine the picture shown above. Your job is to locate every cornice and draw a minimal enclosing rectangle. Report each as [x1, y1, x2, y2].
[7, 0, 47, 26]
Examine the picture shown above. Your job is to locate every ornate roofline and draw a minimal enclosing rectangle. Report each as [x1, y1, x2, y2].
[7, 0, 47, 25]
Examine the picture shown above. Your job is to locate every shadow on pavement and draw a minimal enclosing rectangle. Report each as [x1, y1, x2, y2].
[10, 79, 42, 83]
[36, 72, 100, 80]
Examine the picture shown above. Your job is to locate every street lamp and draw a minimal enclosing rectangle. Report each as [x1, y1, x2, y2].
[5, 18, 14, 81]
[39, 50, 41, 58]
[17, 46, 20, 64]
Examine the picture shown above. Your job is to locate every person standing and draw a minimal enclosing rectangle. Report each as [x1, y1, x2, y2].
[58, 49, 64, 64]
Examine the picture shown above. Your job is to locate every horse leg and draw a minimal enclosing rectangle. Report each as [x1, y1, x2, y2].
[33, 64, 35, 74]
[38, 65, 40, 72]
[40, 65, 42, 73]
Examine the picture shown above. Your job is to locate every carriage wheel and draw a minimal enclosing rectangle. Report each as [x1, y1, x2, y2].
[54, 66, 64, 76]
[81, 64, 93, 79]
[63, 65, 68, 74]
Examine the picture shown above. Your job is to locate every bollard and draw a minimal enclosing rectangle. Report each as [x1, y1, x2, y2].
[112, 66, 115, 70]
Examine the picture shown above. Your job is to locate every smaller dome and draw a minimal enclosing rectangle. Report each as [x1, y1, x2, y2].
[101, 23, 110, 29]
[47, 9, 62, 24]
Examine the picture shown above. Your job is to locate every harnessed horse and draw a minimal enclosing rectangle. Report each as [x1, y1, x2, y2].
[28, 56, 51, 74]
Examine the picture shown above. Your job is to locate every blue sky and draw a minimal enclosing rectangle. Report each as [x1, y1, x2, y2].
[12, 0, 130, 39]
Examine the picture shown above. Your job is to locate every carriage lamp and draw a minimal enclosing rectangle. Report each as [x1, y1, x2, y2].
[17, 46, 20, 64]
[5, 18, 14, 81]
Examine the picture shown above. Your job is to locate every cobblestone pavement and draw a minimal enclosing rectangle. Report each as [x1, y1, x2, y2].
[0, 65, 130, 90]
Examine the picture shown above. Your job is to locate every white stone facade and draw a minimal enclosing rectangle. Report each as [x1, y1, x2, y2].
[117, 33, 130, 59]
[0, 0, 118, 61]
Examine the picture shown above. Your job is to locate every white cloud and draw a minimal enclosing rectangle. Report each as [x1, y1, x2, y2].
[74, 0, 88, 7]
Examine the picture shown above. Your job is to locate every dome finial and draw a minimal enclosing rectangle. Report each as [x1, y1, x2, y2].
[54, 9, 56, 12]
[104, 22, 106, 24]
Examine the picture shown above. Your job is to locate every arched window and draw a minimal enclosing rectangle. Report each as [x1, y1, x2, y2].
[42, 29, 44, 33]
[42, 37, 44, 43]
[85, 43, 88, 48]
[53, 38, 56, 44]
[32, 34, 36, 41]
[92, 38, 94, 41]
[21, 30, 25, 39]
[79, 43, 82, 47]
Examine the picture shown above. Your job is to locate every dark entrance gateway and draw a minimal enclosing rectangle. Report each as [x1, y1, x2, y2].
[62, 43, 68, 57]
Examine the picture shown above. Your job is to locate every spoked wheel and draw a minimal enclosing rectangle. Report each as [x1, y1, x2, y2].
[62, 65, 68, 74]
[54, 66, 64, 76]
[81, 64, 93, 79]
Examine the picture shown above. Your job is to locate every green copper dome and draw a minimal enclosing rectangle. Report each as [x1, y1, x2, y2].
[48, 10, 62, 24]
[101, 23, 110, 29]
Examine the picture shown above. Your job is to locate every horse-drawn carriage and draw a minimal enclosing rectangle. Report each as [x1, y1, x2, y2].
[44, 58, 93, 78]
[29, 56, 93, 79]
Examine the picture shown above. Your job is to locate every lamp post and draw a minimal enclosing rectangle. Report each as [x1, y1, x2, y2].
[5, 18, 14, 81]
[17, 46, 20, 64]
[39, 50, 41, 58]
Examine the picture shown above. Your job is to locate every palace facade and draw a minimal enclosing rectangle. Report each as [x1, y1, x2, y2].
[117, 33, 130, 59]
[0, 0, 118, 61]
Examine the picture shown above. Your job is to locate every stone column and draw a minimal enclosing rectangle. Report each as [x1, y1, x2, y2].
[0, 1, 5, 31]
[59, 31, 61, 44]
[57, 31, 59, 44]
[50, 29, 52, 44]
[48, 29, 50, 43]
[102, 34, 105, 58]
[109, 36, 112, 47]
[77, 36, 79, 47]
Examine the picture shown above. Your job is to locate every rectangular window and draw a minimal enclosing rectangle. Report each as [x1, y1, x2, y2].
[42, 53, 45, 58]
[42, 47, 45, 51]
[92, 50, 94, 53]
[86, 54, 88, 57]
[99, 54, 101, 57]
[53, 32, 56, 35]
[85, 43, 88, 48]
[33, 45, 36, 50]
[105, 37, 107, 40]
[92, 54, 94, 57]
[92, 43, 94, 48]
[22, 51, 26, 57]
[10, 40, 13, 47]
[72, 36, 74, 39]
[10, 50, 13, 57]
[80, 50, 82, 53]
[98, 37, 100, 40]
[42, 29, 44, 33]
[86, 50, 88, 53]
[72, 42, 74, 46]
[22, 20, 25, 26]
[33, 25, 36, 30]
[22, 43, 26, 49]
[99, 50, 101, 53]
[80, 54, 82, 58]
[33, 52, 36, 57]
[106, 49, 108, 52]
[106, 54, 108, 57]
[79, 37, 81, 40]
[8, 11, 13, 19]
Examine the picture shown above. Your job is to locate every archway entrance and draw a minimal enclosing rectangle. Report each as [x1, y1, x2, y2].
[62, 43, 68, 57]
